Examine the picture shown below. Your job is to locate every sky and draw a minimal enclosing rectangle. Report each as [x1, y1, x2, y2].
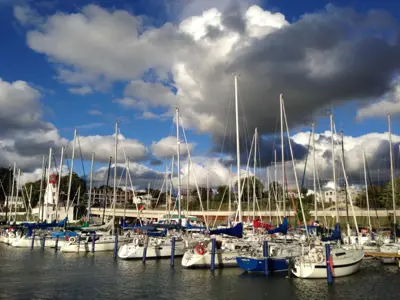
[2, 0, 400, 191]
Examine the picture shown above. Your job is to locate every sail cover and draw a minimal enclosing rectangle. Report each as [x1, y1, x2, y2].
[267, 217, 288, 235]
[253, 219, 274, 230]
[321, 223, 342, 241]
[209, 222, 243, 238]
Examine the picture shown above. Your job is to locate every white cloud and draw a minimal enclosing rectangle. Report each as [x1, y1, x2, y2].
[13, 5, 42, 26]
[88, 109, 103, 115]
[74, 134, 148, 163]
[356, 78, 400, 120]
[150, 136, 195, 158]
[68, 86, 93, 95]
[140, 111, 160, 120]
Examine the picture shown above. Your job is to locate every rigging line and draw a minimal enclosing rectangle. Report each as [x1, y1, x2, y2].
[52, 154, 58, 174]
[238, 85, 252, 164]
[76, 134, 87, 181]
[300, 129, 313, 190]
[218, 84, 234, 158]
[365, 153, 380, 228]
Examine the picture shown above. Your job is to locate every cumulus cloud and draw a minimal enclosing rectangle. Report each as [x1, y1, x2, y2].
[22, 3, 400, 154]
[150, 136, 195, 158]
[92, 162, 164, 189]
[13, 5, 43, 26]
[0, 78, 68, 170]
[68, 85, 93, 95]
[356, 78, 400, 119]
[72, 134, 148, 163]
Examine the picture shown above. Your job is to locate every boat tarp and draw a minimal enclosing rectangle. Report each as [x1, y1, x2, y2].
[321, 223, 341, 241]
[253, 219, 274, 230]
[268, 217, 288, 235]
[209, 222, 243, 238]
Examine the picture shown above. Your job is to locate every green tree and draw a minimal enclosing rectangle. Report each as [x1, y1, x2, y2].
[0, 167, 13, 203]
[235, 176, 264, 201]
[24, 172, 86, 208]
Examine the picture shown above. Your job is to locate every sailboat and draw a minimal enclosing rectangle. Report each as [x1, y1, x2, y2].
[236, 218, 301, 273]
[291, 224, 364, 278]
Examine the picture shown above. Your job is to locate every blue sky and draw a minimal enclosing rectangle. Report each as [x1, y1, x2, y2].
[1, 0, 400, 188]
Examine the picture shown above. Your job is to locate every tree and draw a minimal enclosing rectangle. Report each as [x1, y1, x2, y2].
[0, 167, 13, 203]
[24, 172, 86, 208]
[235, 176, 264, 200]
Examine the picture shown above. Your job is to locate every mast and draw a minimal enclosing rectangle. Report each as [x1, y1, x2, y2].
[341, 130, 350, 225]
[38, 157, 45, 222]
[112, 121, 118, 233]
[388, 113, 397, 232]
[88, 152, 95, 222]
[228, 164, 232, 212]
[267, 168, 271, 222]
[247, 170, 250, 220]
[14, 169, 21, 222]
[234, 75, 242, 222]
[45, 147, 52, 222]
[5, 165, 11, 221]
[312, 123, 317, 221]
[55, 146, 64, 222]
[363, 150, 372, 231]
[9, 162, 16, 223]
[123, 158, 129, 221]
[186, 160, 190, 214]
[206, 171, 209, 224]
[165, 165, 168, 215]
[169, 156, 174, 216]
[66, 129, 77, 216]
[280, 94, 286, 216]
[274, 149, 277, 202]
[330, 114, 339, 223]
[253, 128, 257, 221]
[102, 157, 112, 224]
[176, 107, 182, 223]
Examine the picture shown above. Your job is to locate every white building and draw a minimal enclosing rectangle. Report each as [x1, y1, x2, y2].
[2, 196, 26, 210]
[323, 186, 361, 204]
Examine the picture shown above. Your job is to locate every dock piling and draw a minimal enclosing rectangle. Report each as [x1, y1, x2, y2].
[55, 236, 59, 252]
[263, 240, 269, 276]
[91, 233, 96, 253]
[31, 231, 35, 250]
[210, 238, 216, 271]
[41, 235, 46, 250]
[325, 243, 333, 284]
[77, 236, 81, 253]
[113, 231, 118, 259]
[142, 236, 148, 264]
[170, 236, 176, 268]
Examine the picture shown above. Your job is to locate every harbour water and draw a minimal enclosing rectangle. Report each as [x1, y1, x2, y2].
[0, 244, 399, 300]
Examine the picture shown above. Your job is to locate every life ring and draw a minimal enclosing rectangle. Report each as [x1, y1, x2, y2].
[195, 244, 206, 255]
[69, 236, 76, 243]
[133, 238, 139, 246]
[315, 253, 324, 264]
[9, 233, 16, 238]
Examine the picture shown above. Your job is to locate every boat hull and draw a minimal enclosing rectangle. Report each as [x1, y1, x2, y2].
[118, 242, 185, 259]
[292, 257, 363, 278]
[236, 256, 288, 272]
[182, 250, 239, 268]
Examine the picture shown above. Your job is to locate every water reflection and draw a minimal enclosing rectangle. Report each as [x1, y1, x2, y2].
[0, 245, 399, 300]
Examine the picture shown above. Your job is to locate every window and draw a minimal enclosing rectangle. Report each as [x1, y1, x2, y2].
[330, 191, 333, 195]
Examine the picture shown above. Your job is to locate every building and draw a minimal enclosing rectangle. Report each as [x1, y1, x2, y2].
[323, 186, 361, 204]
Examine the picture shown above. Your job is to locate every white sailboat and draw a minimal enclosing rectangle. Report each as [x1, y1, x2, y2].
[291, 244, 364, 278]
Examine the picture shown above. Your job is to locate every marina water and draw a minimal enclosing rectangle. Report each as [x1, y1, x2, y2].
[1, 244, 399, 300]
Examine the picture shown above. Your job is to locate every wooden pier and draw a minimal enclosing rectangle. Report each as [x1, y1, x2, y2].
[364, 252, 400, 268]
